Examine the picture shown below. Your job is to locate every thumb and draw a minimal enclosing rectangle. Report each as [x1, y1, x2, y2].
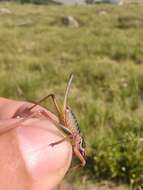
[16, 118, 72, 190]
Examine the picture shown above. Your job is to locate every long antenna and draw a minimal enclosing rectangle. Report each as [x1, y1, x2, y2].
[63, 74, 74, 110]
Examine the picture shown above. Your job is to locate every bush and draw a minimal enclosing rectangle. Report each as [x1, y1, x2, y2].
[16, 0, 61, 5]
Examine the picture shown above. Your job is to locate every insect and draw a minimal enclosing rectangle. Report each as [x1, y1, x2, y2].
[25, 74, 86, 167]
[1, 74, 86, 166]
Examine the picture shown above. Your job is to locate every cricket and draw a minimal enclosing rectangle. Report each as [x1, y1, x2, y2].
[0, 74, 86, 166]
[26, 74, 86, 167]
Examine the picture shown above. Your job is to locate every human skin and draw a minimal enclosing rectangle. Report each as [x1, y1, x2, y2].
[0, 97, 72, 190]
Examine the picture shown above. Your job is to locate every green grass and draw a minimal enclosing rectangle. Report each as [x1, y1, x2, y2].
[0, 2, 143, 189]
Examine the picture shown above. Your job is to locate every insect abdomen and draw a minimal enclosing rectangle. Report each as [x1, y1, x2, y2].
[66, 108, 80, 133]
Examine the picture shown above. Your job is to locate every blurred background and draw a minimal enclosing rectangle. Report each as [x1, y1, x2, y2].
[0, 0, 143, 189]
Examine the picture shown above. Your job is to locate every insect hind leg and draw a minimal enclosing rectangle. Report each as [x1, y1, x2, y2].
[37, 109, 72, 136]
[28, 94, 61, 115]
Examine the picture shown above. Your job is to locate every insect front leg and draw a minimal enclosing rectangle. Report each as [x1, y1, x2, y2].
[50, 136, 70, 146]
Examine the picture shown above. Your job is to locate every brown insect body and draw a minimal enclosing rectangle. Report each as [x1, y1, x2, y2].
[0, 74, 86, 166]
[13, 74, 86, 167]
[64, 106, 86, 157]
[61, 75, 86, 166]
[29, 74, 86, 167]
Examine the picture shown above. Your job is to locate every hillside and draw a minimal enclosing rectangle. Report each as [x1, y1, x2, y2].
[0, 2, 143, 189]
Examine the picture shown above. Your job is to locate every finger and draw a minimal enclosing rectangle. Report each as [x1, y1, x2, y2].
[0, 97, 25, 119]
[0, 98, 73, 189]
[0, 129, 31, 190]
[16, 117, 72, 190]
[0, 117, 72, 190]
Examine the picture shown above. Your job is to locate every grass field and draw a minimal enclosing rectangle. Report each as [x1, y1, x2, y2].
[0, 2, 143, 189]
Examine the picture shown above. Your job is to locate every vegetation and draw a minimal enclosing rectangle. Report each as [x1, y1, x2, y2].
[16, 0, 61, 5]
[0, 2, 143, 189]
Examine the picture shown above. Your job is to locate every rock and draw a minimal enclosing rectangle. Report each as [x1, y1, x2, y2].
[97, 10, 108, 15]
[0, 8, 12, 14]
[52, 0, 85, 5]
[16, 20, 34, 27]
[63, 16, 79, 28]
[99, 11, 107, 15]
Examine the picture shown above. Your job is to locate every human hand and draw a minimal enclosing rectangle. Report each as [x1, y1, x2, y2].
[0, 97, 72, 190]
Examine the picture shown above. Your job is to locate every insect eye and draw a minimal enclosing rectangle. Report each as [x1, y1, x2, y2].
[80, 147, 86, 158]
[65, 106, 70, 113]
